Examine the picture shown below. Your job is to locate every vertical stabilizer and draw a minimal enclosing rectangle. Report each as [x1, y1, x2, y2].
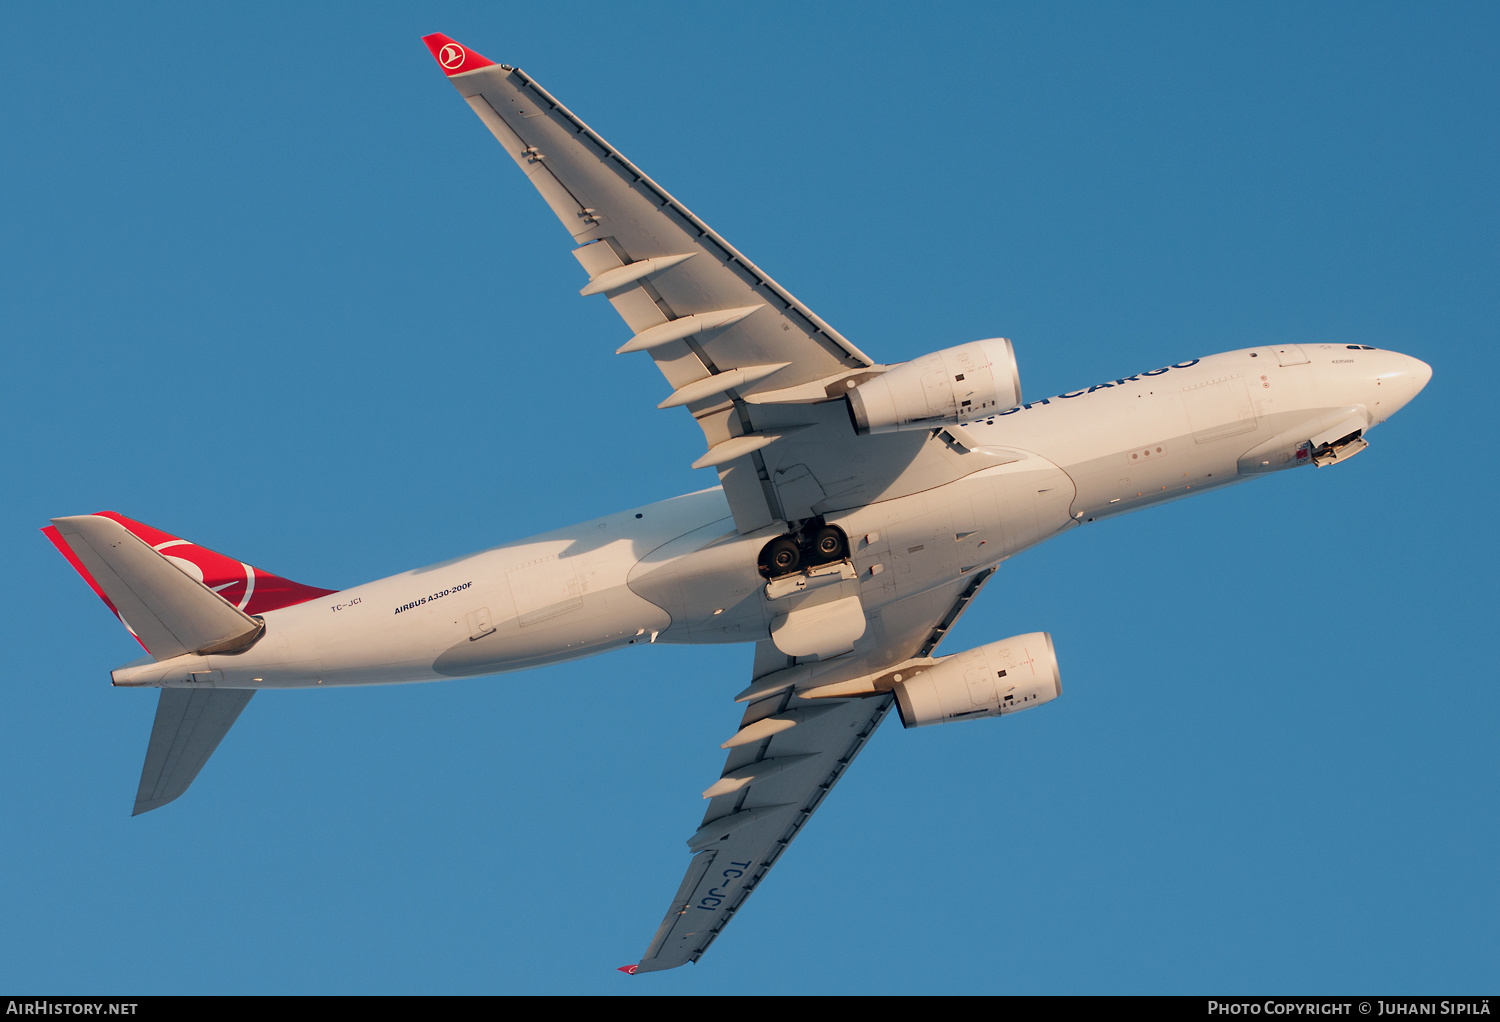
[43, 512, 337, 652]
[49, 516, 265, 660]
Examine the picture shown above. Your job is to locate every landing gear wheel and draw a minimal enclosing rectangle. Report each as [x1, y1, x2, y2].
[764, 537, 801, 576]
[812, 526, 847, 563]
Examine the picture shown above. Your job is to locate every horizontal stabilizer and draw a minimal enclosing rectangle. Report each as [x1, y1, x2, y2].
[49, 515, 263, 660]
[134, 688, 254, 815]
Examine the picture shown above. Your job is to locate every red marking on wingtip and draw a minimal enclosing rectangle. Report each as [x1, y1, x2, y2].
[421, 33, 496, 76]
[617, 965, 639, 975]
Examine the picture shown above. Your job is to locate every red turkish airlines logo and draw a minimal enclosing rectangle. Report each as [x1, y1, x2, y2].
[438, 43, 467, 69]
[88, 511, 338, 616]
[153, 538, 259, 611]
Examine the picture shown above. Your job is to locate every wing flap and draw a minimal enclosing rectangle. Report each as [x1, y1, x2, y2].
[133, 687, 255, 816]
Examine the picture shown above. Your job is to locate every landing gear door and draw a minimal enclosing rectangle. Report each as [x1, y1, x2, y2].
[1273, 344, 1310, 366]
[768, 579, 865, 660]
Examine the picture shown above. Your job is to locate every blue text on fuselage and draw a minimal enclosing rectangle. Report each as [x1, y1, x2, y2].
[980, 359, 1201, 422]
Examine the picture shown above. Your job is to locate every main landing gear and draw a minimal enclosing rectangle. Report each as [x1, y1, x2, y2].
[756, 518, 850, 580]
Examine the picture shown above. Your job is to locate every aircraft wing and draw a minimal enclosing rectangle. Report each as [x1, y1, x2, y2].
[628, 567, 996, 972]
[424, 36, 1005, 534]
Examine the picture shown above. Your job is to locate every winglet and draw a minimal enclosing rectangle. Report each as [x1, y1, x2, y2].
[616, 965, 639, 975]
[421, 34, 497, 76]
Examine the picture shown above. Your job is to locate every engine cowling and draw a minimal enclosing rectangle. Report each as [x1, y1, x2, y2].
[846, 338, 1021, 435]
[892, 632, 1060, 728]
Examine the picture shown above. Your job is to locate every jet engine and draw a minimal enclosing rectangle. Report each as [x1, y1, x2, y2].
[892, 632, 1060, 728]
[846, 338, 1021, 435]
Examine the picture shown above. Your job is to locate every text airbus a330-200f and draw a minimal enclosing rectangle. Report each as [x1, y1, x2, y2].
[44, 35, 1431, 974]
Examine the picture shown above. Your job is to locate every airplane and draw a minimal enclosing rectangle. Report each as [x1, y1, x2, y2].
[42, 33, 1432, 975]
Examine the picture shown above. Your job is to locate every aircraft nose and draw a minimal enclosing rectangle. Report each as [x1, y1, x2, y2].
[1407, 355, 1433, 393]
[1381, 352, 1432, 416]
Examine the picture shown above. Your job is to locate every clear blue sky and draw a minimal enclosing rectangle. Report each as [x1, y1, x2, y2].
[3, 1, 1495, 995]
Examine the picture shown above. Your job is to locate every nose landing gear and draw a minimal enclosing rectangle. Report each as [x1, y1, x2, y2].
[756, 518, 850, 580]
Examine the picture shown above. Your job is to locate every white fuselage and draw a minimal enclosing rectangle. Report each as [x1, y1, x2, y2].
[112, 343, 1430, 691]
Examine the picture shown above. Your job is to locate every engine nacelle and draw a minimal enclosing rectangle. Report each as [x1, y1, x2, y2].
[846, 338, 1021, 435]
[892, 632, 1060, 728]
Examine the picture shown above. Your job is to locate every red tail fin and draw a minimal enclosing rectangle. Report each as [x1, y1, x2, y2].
[44, 512, 336, 630]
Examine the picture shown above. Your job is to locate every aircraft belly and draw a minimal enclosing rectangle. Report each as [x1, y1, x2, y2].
[628, 520, 772, 644]
[1063, 402, 1355, 522]
[196, 490, 729, 687]
[1066, 428, 1238, 522]
[431, 588, 670, 676]
[626, 456, 1082, 648]
[427, 530, 679, 677]
[830, 457, 1077, 610]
